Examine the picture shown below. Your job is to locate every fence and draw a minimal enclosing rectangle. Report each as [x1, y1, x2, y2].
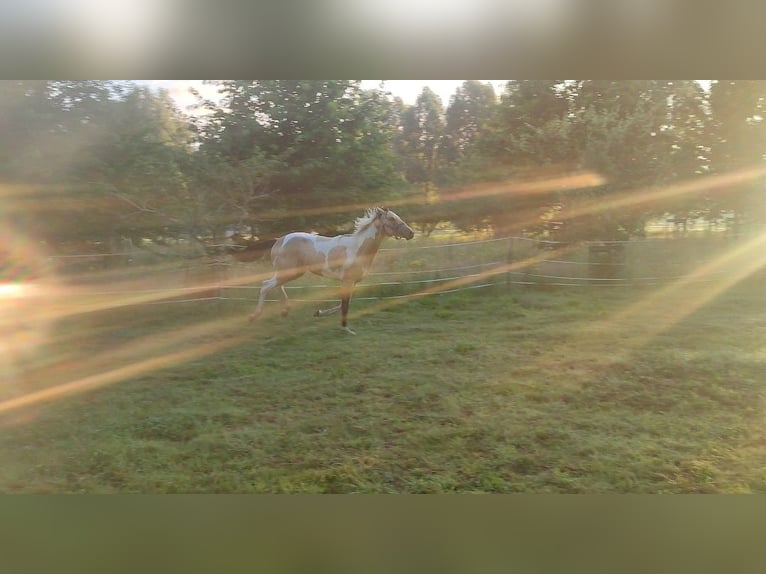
[36, 230, 753, 312]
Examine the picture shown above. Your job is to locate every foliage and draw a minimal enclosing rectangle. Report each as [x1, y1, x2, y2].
[0, 81, 197, 249]
[396, 86, 445, 193]
[2, 79, 765, 251]
[441, 80, 497, 166]
[196, 81, 407, 234]
[707, 81, 766, 224]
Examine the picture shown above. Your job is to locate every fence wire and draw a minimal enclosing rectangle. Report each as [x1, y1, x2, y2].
[48, 232, 747, 307]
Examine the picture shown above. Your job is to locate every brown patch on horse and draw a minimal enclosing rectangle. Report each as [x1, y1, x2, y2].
[343, 236, 382, 282]
[358, 236, 382, 265]
[327, 245, 348, 273]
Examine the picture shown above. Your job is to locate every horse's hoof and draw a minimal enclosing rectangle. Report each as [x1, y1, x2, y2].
[313, 310, 320, 317]
[248, 313, 259, 323]
[341, 326, 356, 335]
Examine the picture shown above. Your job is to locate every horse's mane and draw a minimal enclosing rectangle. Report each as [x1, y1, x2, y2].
[353, 207, 381, 233]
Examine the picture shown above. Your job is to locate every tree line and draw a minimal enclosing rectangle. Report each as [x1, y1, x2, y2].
[1, 80, 765, 255]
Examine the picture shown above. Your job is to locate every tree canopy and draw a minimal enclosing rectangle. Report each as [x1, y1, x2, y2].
[1, 79, 764, 256]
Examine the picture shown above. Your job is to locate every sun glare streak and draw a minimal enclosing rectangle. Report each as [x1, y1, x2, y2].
[254, 170, 606, 223]
[243, 164, 758, 244]
[565, 167, 766, 224]
[441, 171, 606, 204]
[599, 229, 766, 341]
[345, 242, 582, 322]
[0, 284, 25, 298]
[338, 167, 766, 370]
[3, 170, 607, 339]
[6, 165, 764, 415]
[237, 167, 766, 326]
[0, 335, 248, 417]
[67, 314, 249, 373]
[40, 266, 271, 324]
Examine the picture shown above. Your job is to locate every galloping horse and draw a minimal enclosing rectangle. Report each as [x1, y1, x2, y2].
[249, 207, 414, 334]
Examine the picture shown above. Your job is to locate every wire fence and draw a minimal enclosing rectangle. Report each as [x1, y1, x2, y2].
[37, 230, 755, 312]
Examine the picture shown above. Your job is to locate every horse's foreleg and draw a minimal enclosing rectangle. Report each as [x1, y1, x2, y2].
[340, 282, 355, 335]
[313, 282, 355, 334]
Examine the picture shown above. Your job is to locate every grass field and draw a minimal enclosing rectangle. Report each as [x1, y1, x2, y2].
[1, 270, 765, 493]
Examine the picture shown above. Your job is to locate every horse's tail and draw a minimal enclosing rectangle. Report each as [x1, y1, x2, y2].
[227, 237, 277, 262]
[259, 240, 274, 251]
[253, 238, 277, 262]
[268, 236, 284, 265]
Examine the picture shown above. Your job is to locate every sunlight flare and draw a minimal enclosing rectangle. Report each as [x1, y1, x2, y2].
[565, 167, 766, 224]
[0, 337, 242, 416]
[0, 284, 25, 298]
[607, 229, 766, 336]
[251, 169, 606, 224]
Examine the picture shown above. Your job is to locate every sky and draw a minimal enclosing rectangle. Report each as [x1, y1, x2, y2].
[137, 80, 506, 114]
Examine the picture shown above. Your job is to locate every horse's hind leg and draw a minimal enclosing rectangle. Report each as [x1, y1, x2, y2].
[249, 275, 279, 322]
[250, 267, 303, 322]
[313, 302, 341, 317]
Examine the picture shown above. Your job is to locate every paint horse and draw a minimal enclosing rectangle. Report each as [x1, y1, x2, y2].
[249, 207, 414, 334]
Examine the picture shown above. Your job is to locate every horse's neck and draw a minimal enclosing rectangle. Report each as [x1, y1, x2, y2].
[353, 222, 384, 258]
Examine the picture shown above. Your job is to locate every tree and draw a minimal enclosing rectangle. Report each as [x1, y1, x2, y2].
[552, 80, 683, 241]
[0, 82, 201, 251]
[0, 81, 55, 182]
[0, 80, 190, 252]
[392, 87, 448, 233]
[435, 81, 712, 239]
[441, 80, 496, 166]
[73, 85, 197, 242]
[485, 80, 572, 167]
[707, 80, 766, 226]
[396, 87, 445, 198]
[652, 80, 711, 228]
[197, 80, 405, 234]
[431, 81, 574, 235]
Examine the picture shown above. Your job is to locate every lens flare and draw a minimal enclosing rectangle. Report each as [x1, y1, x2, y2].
[0, 222, 56, 382]
[0, 284, 25, 298]
[3, 167, 764, 419]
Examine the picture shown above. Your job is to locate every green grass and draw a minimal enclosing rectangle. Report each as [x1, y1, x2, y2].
[1, 276, 766, 493]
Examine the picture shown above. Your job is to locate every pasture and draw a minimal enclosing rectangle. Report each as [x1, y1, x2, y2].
[1, 266, 765, 492]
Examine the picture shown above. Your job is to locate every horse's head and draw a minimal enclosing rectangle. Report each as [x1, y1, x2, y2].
[376, 207, 414, 240]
